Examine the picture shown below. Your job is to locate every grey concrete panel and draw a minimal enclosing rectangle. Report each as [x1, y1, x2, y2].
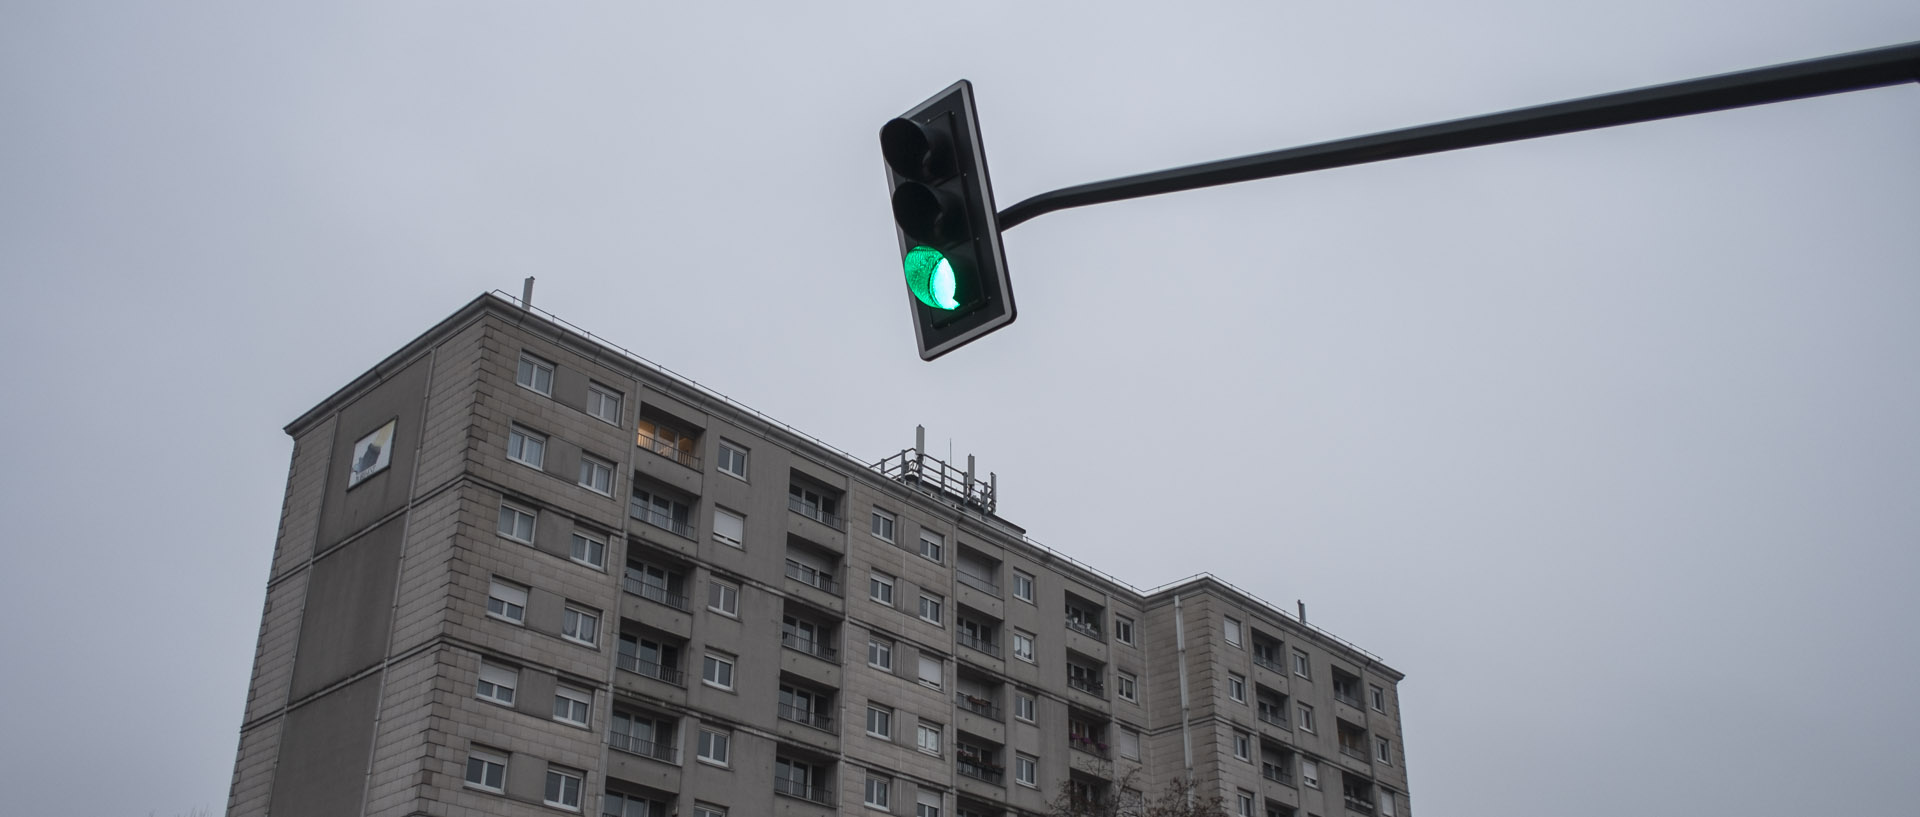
[268, 673, 382, 817]
[526, 587, 565, 640]
[552, 364, 591, 414]
[505, 752, 547, 806]
[288, 517, 403, 700]
[317, 354, 431, 550]
[517, 668, 557, 719]
[543, 437, 582, 482]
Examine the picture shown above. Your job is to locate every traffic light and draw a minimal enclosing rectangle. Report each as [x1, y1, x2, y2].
[881, 80, 1015, 361]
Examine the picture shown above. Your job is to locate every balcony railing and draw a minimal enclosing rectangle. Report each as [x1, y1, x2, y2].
[1253, 654, 1285, 673]
[782, 632, 838, 662]
[1343, 796, 1375, 814]
[615, 652, 684, 686]
[1065, 618, 1102, 639]
[956, 692, 1000, 719]
[623, 577, 690, 611]
[787, 495, 843, 530]
[957, 629, 1000, 658]
[1340, 743, 1370, 762]
[957, 570, 999, 594]
[1067, 674, 1105, 697]
[1257, 706, 1291, 729]
[1068, 734, 1111, 759]
[637, 431, 702, 470]
[1334, 689, 1364, 708]
[1262, 764, 1295, 787]
[630, 502, 694, 538]
[773, 777, 835, 806]
[777, 702, 836, 733]
[608, 731, 679, 763]
[784, 560, 840, 595]
[957, 757, 1005, 784]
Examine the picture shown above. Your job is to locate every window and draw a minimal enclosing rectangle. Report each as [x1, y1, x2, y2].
[917, 790, 942, 817]
[1297, 703, 1316, 733]
[866, 705, 894, 739]
[497, 503, 536, 544]
[465, 747, 506, 792]
[609, 710, 674, 760]
[1233, 730, 1252, 760]
[1224, 617, 1243, 647]
[562, 605, 598, 646]
[1117, 671, 1137, 701]
[1370, 684, 1387, 712]
[1292, 649, 1311, 678]
[569, 531, 606, 569]
[918, 530, 943, 563]
[1252, 635, 1282, 669]
[1118, 728, 1140, 759]
[544, 766, 583, 810]
[617, 633, 681, 683]
[1114, 615, 1134, 645]
[553, 685, 591, 726]
[917, 722, 942, 755]
[587, 383, 622, 424]
[1012, 570, 1034, 602]
[708, 579, 739, 616]
[486, 579, 527, 624]
[871, 509, 896, 542]
[775, 757, 825, 803]
[1236, 790, 1255, 817]
[696, 726, 730, 765]
[701, 653, 735, 689]
[868, 636, 894, 671]
[1380, 791, 1397, 817]
[1376, 736, 1392, 764]
[865, 774, 892, 808]
[870, 572, 895, 606]
[1014, 753, 1037, 787]
[917, 654, 942, 689]
[717, 440, 747, 480]
[1300, 759, 1320, 789]
[1012, 630, 1035, 663]
[507, 425, 546, 468]
[476, 661, 517, 706]
[607, 793, 667, 817]
[1228, 672, 1247, 702]
[919, 592, 943, 625]
[636, 417, 698, 468]
[712, 508, 744, 548]
[516, 354, 554, 395]
[788, 483, 839, 527]
[693, 804, 727, 817]
[779, 683, 831, 730]
[631, 487, 692, 537]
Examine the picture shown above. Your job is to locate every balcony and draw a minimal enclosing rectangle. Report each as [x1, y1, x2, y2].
[1334, 689, 1364, 709]
[1254, 654, 1285, 674]
[1262, 763, 1294, 787]
[956, 692, 1000, 719]
[1067, 674, 1105, 698]
[615, 652, 684, 686]
[781, 632, 838, 662]
[608, 731, 678, 763]
[623, 576, 690, 611]
[630, 500, 693, 539]
[957, 629, 1000, 658]
[1065, 618, 1102, 639]
[1340, 743, 1369, 762]
[1258, 705, 1291, 730]
[1068, 733, 1111, 759]
[773, 777, 835, 807]
[788, 493, 843, 530]
[777, 702, 836, 733]
[1343, 797, 1375, 814]
[637, 426, 701, 470]
[957, 756, 1005, 785]
[784, 559, 840, 595]
[958, 570, 998, 594]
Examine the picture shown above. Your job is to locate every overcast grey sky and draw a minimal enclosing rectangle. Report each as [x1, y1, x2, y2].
[3, 2, 1917, 815]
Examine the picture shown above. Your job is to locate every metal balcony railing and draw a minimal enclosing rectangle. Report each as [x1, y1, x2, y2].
[1065, 618, 1102, 639]
[773, 777, 834, 806]
[957, 757, 1005, 784]
[623, 577, 690, 611]
[957, 630, 1000, 658]
[1340, 743, 1370, 762]
[1257, 706, 1291, 729]
[608, 731, 678, 763]
[1344, 796, 1375, 814]
[1068, 734, 1111, 759]
[1334, 689, 1364, 708]
[777, 702, 836, 733]
[781, 632, 838, 662]
[637, 430, 701, 470]
[1262, 764, 1294, 787]
[787, 495, 843, 530]
[956, 692, 1000, 719]
[1067, 674, 1105, 697]
[1253, 654, 1285, 673]
[630, 502, 693, 538]
[784, 560, 840, 595]
[957, 570, 999, 594]
[615, 653, 684, 686]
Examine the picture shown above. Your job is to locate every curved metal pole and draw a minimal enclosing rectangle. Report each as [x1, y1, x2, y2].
[996, 40, 1920, 231]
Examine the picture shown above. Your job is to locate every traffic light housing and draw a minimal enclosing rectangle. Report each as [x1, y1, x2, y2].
[882, 80, 1014, 361]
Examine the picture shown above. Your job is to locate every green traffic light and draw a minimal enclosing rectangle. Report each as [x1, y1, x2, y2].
[903, 245, 960, 310]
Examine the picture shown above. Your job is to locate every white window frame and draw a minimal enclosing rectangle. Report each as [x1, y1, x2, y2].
[1114, 615, 1134, 645]
[708, 579, 739, 617]
[1118, 727, 1140, 759]
[696, 726, 731, 766]
[870, 572, 895, 606]
[568, 531, 606, 569]
[693, 804, 727, 817]
[865, 774, 892, 809]
[1297, 703, 1316, 733]
[561, 605, 599, 647]
[1116, 671, 1137, 701]
[1228, 672, 1247, 702]
[716, 440, 748, 480]
[578, 455, 614, 495]
[516, 353, 554, 396]
[918, 530, 943, 563]
[507, 425, 546, 468]
[917, 722, 943, 756]
[1012, 630, 1035, 663]
[712, 507, 745, 548]
[476, 661, 517, 706]
[544, 765, 584, 811]
[1236, 790, 1254, 817]
[1014, 753, 1038, 787]
[1224, 616, 1243, 647]
[1014, 692, 1036, 722]
[1381, 790, 1397, 817]
[486, 579, 527, 625]
[868, 636, 894, 671]
[1301, 759, 1320, 789]
[553, 685, 591, 727]
[917, 654, 942, 689]
[1012, 570, 1034, 602]
[1370, 684, 1387, 712]
[918, 592, 943, 625]
[916, 790, 942, 817]
[465, 747, 507, 792]
[497, 502, 536, 544]
[1233, 730, 1252, 761]
[871, 508, 896, 542]
[866, 704, 893, 739]
[702, 653, 735, 690]
[1376, 736, 1392, 765]
[1293, 649, 1312, 679]
[586, 382, 622, 425]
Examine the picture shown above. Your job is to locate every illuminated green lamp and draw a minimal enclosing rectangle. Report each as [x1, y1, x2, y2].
[903, 245, 960, 310]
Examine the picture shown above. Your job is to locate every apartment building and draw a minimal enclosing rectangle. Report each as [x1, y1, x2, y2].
[227, 292, 1410, 817]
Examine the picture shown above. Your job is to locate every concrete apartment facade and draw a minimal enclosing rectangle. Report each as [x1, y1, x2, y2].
[227, 293, 1410, 817]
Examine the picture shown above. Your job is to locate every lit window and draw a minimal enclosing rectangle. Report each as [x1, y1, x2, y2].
[486, 579, 527, 624]
[866, 705, 893, 739]
[870, 572, 895, 606]
[865, 774, 892, 808]
[1233, 730, 1251, 760]
[1114, 615, 1134, 644]
[506, 425, 546, 468]
[919, 592, 943, 625]
[497, 503, 536, 544]
[553, 685, 592, 726]
[562, 605, 598, 646]
[712, 508, 744, 548]
[868, 636, 894, 670]
[516, 354, 553, 395]
[1014, 692, 1036, 722]
[702, 653, 735, 689]
[919, 530, 943, 563]
[1228, 672, 1246, 702]
[569, 531, 606, 569]
[716, 440, 748, 480]
[636, 417, 698, 468]
[871, 509, 896, 542]
[1012, 570, 1034, 602]
[578, 455, 614, 495]
[917, 654, 942, 689]
[1117, 671, 1137, 701]
[544, 766, 583, 810]
[697, 726, 730, 765]
[476, 661, 517, 705]
[1224, 617, 1243, 647]
[708, 579, 739, 616]
[917, 722, 942, 755]
[587, 383, 622, 425]
[1014, 753, 1037, 787]
[465, 748, 507, 792]
[1297, 703, 1316, 733]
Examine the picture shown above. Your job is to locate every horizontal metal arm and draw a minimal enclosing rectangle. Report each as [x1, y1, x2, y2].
[996, 40, 1920, 231]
